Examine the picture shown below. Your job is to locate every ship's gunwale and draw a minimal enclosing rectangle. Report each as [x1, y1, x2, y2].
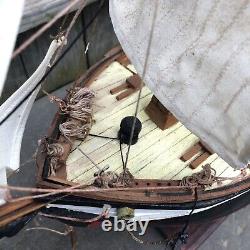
[36, 47, 250, 206]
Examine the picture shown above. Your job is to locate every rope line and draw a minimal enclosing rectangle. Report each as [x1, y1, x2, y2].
[12, 0, 85, 58]
[122, 1, 159, 176]
[127, 229, 170, 246]
[0, 0, 105, 126]
[170, 188, 198, 249]
[26, 226, 72, 236]
[89, 133, 118, 140]
[120, 139, 126, 170]
[64, 134, 101, 171]
[52, 1, 88, 64]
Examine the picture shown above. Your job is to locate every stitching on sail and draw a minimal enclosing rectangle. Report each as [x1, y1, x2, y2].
[195, 0, 250, 70]
[188, 36, 250, 123]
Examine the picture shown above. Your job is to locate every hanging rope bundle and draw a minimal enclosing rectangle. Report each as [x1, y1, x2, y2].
[44, 87, 95, 175]
[49, 157, 59, 176]
[47, 143, 64, 157]
[46, 87, 95, 140]
[45, 142, 65, 176]
[59, 121, 91, 139]
[67, 87, 95, 122]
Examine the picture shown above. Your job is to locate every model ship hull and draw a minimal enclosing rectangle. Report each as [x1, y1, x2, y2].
[34, 47, 250, 224]
[1, 47, 250, 238]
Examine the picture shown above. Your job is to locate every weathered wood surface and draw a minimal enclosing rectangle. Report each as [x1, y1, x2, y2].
[1, 1, 118, 104]
[65, 60, 249, 189]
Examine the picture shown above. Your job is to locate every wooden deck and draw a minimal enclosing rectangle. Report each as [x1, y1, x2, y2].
[66, 61, 247, 188]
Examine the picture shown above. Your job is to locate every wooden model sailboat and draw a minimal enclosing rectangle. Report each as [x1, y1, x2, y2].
[34, 47, 250, 220]
[1, 0, 250, 245]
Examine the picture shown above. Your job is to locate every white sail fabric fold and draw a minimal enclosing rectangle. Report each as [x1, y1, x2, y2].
[110, 0, 250, 169]
[0, 0, 25, 96]
[0, 39, 64, 205]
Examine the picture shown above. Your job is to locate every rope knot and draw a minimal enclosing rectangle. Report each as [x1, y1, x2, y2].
[180, 164, 216, 188]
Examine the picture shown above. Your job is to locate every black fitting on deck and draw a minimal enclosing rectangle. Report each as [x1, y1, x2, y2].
[118, 116, 142, 145]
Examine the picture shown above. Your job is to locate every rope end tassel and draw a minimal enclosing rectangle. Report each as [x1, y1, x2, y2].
[44, 87, 95, 175]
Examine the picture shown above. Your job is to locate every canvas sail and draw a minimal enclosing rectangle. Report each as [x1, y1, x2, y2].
[110, 0, 250, 169]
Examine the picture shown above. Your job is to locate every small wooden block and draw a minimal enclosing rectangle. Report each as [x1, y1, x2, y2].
[116, 53, 130, 67]
[190, 152, 210, 169]
[110, 82, 128, 94]
[126, 74, 141, 89]
[116, 88, 136, 101]
[110, 74, 141, 101]
[145, 96, 178, 130]
[181, 143, 202, 161]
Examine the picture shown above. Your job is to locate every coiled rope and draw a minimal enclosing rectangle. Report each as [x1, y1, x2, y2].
[180, 164, 247, 189]
[180, 164, 217, 188]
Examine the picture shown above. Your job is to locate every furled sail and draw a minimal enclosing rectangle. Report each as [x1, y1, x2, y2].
[110, 0, 250, 169]
[0, 38, 64, 205]
[0, 0, 25, 96]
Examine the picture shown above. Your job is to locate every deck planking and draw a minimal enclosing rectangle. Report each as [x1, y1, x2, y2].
[66, 61, 245, 188]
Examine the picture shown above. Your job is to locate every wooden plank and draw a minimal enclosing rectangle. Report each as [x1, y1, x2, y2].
[169, 154, 219, 180]
[67, 108, 151, 166]
[67, 107, 155, 181]
[126, 64, 137, 73]
[0, 199, 33, 218]
[134, 134, 198, 180]
[190, 152, 210, 169]
[90, 61, 133, 91]
[62, 58, 248, 190]
[72, 123, 190, 183]
[181, 143, 202, 161]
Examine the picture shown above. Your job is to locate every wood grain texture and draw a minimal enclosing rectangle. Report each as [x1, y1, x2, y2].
[65, 60, 248, 189]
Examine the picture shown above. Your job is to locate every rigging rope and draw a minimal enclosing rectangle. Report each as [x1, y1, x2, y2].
[0, 0, 105, 126]
[88, 133, 118, 140]
[170, 188, 198, 249]
[26, 226, 73, 236]
[64, 135, 102, 171]
[52, 0, 88, 64]
[122, 0, 159, 177]
[127, 229, 170, 246]
[12, 0, 85, 58]
[39, 204, 111, 224]
[126, 188, 198, 249]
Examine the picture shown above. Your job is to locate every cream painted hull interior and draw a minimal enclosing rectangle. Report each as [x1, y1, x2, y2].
[66, 61, 250, 189]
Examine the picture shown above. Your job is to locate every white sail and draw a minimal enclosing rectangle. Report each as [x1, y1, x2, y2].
[0, 38, 64, 205]
[110, 0, 250, 169]
[0, 0, 25, 96]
